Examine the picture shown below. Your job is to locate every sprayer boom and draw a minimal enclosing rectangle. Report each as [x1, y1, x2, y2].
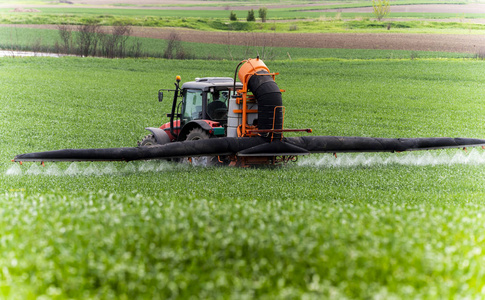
[13, 136, 485, 164]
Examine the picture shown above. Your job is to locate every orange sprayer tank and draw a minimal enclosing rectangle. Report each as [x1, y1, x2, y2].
[238, 58, 270, 84]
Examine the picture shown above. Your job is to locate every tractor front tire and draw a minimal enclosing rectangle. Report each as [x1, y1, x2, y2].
[137, 134, 157, 146]
[186, 128, 210, 141]
[185, 128, 221, 166]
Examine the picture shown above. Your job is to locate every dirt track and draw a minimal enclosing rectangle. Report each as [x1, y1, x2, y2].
[130, 28, 485, 53]
[4, 24, 485, 54]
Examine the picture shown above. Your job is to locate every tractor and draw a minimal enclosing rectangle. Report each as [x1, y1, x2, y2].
[138, 77, 242, 146]
[137, 57, 308, 166]
[138, 76, 242, 165]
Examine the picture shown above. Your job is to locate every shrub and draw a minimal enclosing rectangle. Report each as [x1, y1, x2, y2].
[214, 20, 254, 31]
[372, 0, 390, 21]
[229, 11, 237, 21]
[247, 9, 255, 22]
[258, 7, 267, 23]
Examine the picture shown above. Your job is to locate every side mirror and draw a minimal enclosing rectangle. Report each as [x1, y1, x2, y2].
[158, 90, 163, 102]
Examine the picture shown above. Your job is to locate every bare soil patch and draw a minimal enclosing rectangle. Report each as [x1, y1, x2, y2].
[4, 24, 485, 54]
[141, 29, 485, 54]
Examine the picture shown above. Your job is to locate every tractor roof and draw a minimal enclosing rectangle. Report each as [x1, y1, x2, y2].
[181, 77, 243, 91]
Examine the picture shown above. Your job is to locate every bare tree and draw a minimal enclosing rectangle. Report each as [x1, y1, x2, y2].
[57, 25, 73, 54]
[163, 31, 179, 59]
[112, 25, 131, 57]
[99, 24, 132, 58]
[163, 31, 190, 59]
[129, 39, 144, 58]
[5, 25, 21, 56]
[31, 37, 43, 55]
[254, 32, 277, 61]
[242, 32, 277, 61]
[76, 20, 101, 57]
[225, 31, 234, 60]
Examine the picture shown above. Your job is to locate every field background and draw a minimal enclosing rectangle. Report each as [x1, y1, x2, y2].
[3, 0, 485, 299]
[2, 0, 485, 59]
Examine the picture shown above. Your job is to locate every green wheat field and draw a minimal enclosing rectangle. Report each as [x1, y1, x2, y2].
[1, 57, 485, 298]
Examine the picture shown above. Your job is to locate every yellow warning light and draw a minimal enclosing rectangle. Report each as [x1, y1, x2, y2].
[176, 75, 181, 82]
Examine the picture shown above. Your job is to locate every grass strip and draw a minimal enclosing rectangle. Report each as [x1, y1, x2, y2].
[2, 7, 485, 30]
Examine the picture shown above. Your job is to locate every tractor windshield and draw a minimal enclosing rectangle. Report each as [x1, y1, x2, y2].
[182, 89, 203, 122]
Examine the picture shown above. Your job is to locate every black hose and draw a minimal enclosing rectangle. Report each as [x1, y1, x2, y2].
[233, 61, 244, 96]
[247, 70, 283, 138]
[14, 136, 485, 162]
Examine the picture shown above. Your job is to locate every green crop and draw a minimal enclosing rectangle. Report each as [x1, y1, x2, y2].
[2, 57, 485, 298]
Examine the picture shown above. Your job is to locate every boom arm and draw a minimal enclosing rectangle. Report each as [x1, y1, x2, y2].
[13, 136, 485, 163]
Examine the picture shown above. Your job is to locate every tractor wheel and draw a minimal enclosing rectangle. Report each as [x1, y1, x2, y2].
[186, 128, 210, 141]
[137, 134, 157, 146]
[185, 128, 220, 166]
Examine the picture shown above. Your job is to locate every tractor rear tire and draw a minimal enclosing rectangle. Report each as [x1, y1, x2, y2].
[137, 134, 157, 146]
[185, 128, 220, 166]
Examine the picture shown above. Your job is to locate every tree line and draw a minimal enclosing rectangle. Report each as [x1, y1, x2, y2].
[55, 21, 141, 58]
[230, 7, 267, 22]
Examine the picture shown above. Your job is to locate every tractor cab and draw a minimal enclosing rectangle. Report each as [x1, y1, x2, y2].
[141, 77, 242, 146]
[180, 77, 235, 124]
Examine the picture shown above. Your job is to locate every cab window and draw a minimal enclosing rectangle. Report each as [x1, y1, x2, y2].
[206, 90, 230, 120]
[207, 90, 229, 105]
[182, 89, 203, 121]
